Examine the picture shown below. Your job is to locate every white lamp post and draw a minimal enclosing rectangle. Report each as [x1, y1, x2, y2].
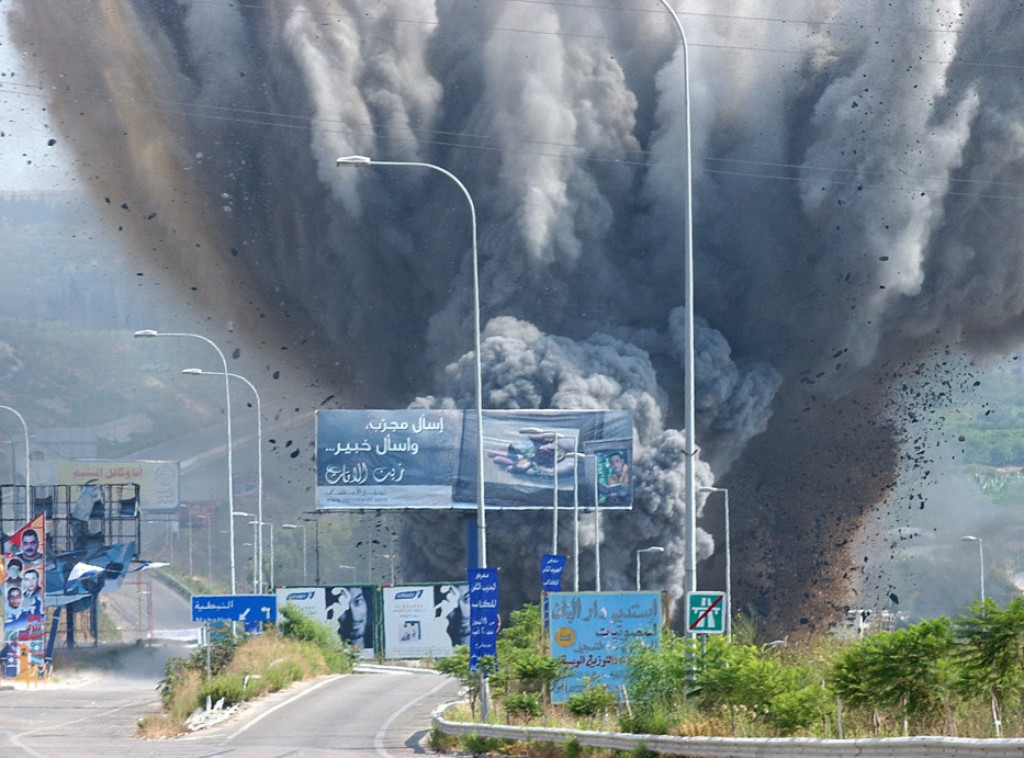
[962, 535, 985, 603]
[233, 511, 254, 593]
[699, 486, 731, 639]
[588, 455, 601, 591]
[184, 368, 263, 594]
[652, 0, 698, 617]
[135, 329, 237, 595]
[636, 546, 666, 591]
[283, 523, 306, 584]
[520, 427, 575, 560]
[0, 406, 30, 522]
[336, 155, 488, 569]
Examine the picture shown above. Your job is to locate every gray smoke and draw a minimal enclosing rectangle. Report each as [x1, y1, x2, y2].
[10, 0, 1024, 631]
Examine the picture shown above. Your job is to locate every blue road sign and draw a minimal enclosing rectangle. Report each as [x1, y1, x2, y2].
[192, 594, 277, 623]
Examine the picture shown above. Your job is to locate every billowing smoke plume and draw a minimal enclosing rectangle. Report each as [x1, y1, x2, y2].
[11, 0, 1024, 632]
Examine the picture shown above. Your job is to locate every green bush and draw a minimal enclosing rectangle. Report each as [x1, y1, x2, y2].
[198, 673, 246, 707]
[504, 692, 542, 721]
[567, 683, 617, 717]
[277, 602, 354, 672]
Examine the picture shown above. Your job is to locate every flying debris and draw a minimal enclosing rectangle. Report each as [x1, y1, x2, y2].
[12, 1, 1024, 634]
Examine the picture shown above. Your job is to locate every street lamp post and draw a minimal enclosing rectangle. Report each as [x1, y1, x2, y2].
[565, 452, 588, 592]
[962, 535, 985, 603]
[0, 406, 30, 521]
[233, 511, 254, 593]
[588, 455, 602, 591]
[135, 329, 237, 595]
[520, 427, 574, 559]
[336, 156, 487, 568]
[651, 0, 698, 616]
[381, 554, 397, 585]
[184, 368, 263, 593]
[636, 546, 665, 591]
[283, 523, 306, 584]
[699, 486, 731, 639]
[302, 516, 321, 584]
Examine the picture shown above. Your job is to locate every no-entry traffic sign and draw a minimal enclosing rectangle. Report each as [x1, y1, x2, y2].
[686, 591, 725, 634]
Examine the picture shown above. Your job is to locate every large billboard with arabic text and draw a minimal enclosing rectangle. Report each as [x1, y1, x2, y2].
[315, 409, 633, 511]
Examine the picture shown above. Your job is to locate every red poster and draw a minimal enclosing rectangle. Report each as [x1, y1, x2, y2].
[3, 515, 46, 678]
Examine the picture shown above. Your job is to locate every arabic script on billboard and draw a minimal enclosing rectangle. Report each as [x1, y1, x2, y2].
[316, 409, 633, 511]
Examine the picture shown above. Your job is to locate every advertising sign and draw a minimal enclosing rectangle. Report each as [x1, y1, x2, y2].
[276, 585, 377, 659]
[381, 583, 470, 659]
[547, 591, 663, 703]
[57, 459, 180, 513]
[45, 541, 136, 607]
[316, 409, 633, 511]
[2, 515, 46, 679]
[468, 568, 499, 671]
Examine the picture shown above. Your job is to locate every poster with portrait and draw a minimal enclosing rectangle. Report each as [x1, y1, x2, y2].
[276, 585, 378, 659]
[3, 515, 46, 678]
[381, 583, 470, 659]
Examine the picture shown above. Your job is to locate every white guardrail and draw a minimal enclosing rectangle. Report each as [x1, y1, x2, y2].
[432, 702, 1024, 757]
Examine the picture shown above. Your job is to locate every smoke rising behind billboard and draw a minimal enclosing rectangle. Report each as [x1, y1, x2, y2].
[11, 1, 1024, 630]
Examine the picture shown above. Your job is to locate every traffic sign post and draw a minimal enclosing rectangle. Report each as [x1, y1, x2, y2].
[686, 591, 725, 634]
[192, 594, 277, 623]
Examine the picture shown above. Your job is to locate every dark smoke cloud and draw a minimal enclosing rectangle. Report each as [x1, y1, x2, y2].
[11, 1, 1024, 632]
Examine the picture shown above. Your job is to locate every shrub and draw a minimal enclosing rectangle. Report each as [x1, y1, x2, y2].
[505, 692, 543, 722]
[567, 682, 617, 717]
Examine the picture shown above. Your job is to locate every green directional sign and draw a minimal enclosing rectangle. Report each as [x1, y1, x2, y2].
[686, 591, 725, 634]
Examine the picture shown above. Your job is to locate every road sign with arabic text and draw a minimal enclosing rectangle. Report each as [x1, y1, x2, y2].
[191, 594, 277, 623]
[686, 591, 725, 634]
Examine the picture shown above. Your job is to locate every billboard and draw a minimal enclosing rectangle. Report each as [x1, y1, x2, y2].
[45, 541, 136, 607]
[316, 409, 633, 511]
[381, 583, 470, 659]
[3, 516, 46, 679]
[56, 460, 180, 513]
[547, 591, 664, 703]
[276, 585, 377, 659]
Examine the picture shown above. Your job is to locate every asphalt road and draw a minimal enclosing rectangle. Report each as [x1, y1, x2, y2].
[0, 659, 461, 757]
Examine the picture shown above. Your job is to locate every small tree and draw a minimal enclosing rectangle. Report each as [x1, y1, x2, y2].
[956, 597, 1024, 737]
[830, 617, 956, 735]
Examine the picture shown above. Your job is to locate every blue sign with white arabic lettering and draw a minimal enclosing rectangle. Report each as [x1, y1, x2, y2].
[191, 594, 277, 623]
[468, 568, 499, 671]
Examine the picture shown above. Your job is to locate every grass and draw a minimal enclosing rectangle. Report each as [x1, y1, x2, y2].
[138, 610, 356, 738]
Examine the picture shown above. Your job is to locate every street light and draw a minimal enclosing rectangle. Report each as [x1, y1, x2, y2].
[380, 554, 397, 585]
[233, 511, 255, 593]
[302, 516, 321, 584]
[184, 368, 263, 594]
[962, 535, 985, 603]
[652, 0, 697, 611]
[338, 564, 356, 584]
[336, 155, 487, 569]
[282, 523, 306, 584]
[636, 546, 665, 591]
[0, 406, 30, 521]
[135, 329, 237, 595]
[565, 451, 588, 592]
[700, 486, 731, 639]
[520, 427, 575, 559]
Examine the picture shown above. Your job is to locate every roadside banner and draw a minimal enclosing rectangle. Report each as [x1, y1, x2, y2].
[2, 515, 46, 680]
[547, 591, 663, 703]
[468, 568, 499, 671]
[381, 583, 469, 659]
